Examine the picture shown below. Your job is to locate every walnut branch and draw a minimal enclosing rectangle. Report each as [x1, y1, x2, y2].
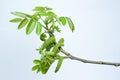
[60, 48, 120, 67]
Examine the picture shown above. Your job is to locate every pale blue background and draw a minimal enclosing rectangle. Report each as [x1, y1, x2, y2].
[0, 0, 120, 80]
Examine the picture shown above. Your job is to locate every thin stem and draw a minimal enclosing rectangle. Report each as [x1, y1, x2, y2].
[60, 48, 120, 67]
[39, 17, 48, 30]
[41, 24, 47, 30]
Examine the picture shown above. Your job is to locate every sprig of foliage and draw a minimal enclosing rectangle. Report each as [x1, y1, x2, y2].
[10, 6, 75, 74]
[10, 6, 120, 76]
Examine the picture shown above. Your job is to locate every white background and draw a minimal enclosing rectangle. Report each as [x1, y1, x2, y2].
[0, 0, 120, 80]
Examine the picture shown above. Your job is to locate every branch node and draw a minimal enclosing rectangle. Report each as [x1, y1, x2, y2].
[99, 61, 103, 64]
[114, 64, 120, 67]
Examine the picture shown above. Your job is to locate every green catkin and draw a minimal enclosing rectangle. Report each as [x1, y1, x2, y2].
[55, 56, 64, 73]
[52, 38, 64, 54]
[40, 36, 55, 50]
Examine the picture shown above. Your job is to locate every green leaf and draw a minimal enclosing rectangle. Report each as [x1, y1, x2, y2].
[36, 22, 42, 35]
[18, 18, 28, 30]
[32, 65, 39, 71]
[26, 19, 36, 35]
[44, 17, 54, 24]
[34, 12, 48, 17]
[36, 68, 41, 73]
[55, 57, 64, 73]
[32, 14, 39, 21]
[47, 11, 57, 17]
[33, 6, 46, 12]
[54, 26, 61, 32]
[41, 64, 48, 74]
[11, 12, 31, 18]
[33, 59, 40, 64]
[9, 18, 22, 23]
[40, 33, 47, 41]
[59, 17, 66, 26]
[65, 17, 75, 32]
[45, 7, 52, 10]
